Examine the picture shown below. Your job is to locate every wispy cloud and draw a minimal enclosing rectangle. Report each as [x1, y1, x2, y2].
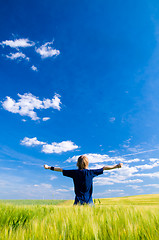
[122, 148, 159, 157]
[122, 137, 133, 148]
[50, 175, 57, 181]
[124, 158, 141, 163]
[89, 164, 105, 169]
[31, 65, 38, 71]
[126, 185, 142, 190]
[94, 165, 143, 185]
[109, 165, 139, 180]
[0, 145, 44, 166]
[94, 177, 143, 185]
[67, 153, 125, 164]
[149, 158, 159, 162]
[126, 184, 143, 193]
[144, 184, 159, 188]
[21, 137, 46, 146]
[34, 183, 52, 189]
[135, 162, 159, 170]
[35, 41, 60, 58]
[0, 38, 35, 48]
[6, 52, 29, 61]
[0, 175, 60, 199]
[0, 167, 16, 171]
[134, 172, 159, 178]
[109, 117, 115, 123]
[1, 93, 61, 120]
[55, 188, 70, 192]
[67, 153, 143, 165]
[21, 137, 79, 154]
[1, 37, 60, 71]
[42, 117, 50, 121]
[107, 189, 124, 193]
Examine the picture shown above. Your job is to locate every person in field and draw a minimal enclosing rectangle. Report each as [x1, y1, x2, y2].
[44, 155, 123, 205]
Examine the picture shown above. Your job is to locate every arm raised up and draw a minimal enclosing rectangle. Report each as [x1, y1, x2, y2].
[44, 164, 63, 172]
[103, 163, 123, 171]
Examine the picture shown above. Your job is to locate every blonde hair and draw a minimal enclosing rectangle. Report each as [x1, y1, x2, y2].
[77, 155, 89, 169]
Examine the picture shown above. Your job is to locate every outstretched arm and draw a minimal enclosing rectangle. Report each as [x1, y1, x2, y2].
[103, 163, 123, 171]
[44, 164, 63, 172]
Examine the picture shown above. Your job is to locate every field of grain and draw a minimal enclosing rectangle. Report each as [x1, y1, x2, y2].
[0, 194, 159, 240]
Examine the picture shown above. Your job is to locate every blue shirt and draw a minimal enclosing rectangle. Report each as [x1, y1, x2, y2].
[63, 168, 103, 204]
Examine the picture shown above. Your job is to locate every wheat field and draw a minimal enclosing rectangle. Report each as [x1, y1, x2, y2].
[0, 194, 159, 240]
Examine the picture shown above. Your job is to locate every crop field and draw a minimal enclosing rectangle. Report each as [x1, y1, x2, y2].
[0, 194, 159, 240]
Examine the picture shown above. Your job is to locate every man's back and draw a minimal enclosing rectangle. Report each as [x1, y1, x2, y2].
[63, 168, 103, 204]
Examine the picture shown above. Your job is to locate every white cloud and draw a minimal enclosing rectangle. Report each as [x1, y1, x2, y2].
[6, 52, 29, 61]
[134, 172, 159, 178]
[94, 177, 143, 186]
[135, 162, 159, 170]
[124, 158, 141, 163]
[21, 137, 79, 154]
[126, 184, 143, 193]
[50, 175, 57, 181]
[126, 137, 132, 144]
[42, 117, 50, 121]
[109, 117, 115, 123]
[35, 41, 60, 58]
[92, 164, 143, 186]
[21, 137, 46, 146]
[107, 189, 124, 193]
[55, 188, 70, 192]
[122, 137, 133, 148]
[0, 173, 54, 199]
[43, 94, 61, 110]
[0, 167, 15, 171]
[0, 38, 35, 48]
[89, 164, 105, 169]
[149, 158, 159, 162]
[144, 184, 159, 188]
[42, 141, 79, 154]
[123, 144, 129, 148]
[109, 165, 139, 181]
[67, 153, 143, 166]
[31, 65, 38, 71]
[34, 183, 52, 189]
[122, 148, 159, 157]
[1, 93, 61, 120]
[126, 185, 141, 190]
[67, 153, 125, 164]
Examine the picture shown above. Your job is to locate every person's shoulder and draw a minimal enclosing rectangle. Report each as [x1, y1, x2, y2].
[63, 169, 76, 171]
[89, 168, 103, 173]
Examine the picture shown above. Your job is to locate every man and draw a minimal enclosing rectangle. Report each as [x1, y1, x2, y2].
[44, 155, 123, 205]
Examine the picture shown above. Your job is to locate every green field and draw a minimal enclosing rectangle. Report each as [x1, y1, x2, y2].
[0, 194, 159, 240]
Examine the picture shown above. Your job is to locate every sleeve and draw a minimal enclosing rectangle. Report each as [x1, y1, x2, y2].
[91, 168, 103, 178]
[63, 170, 75, 179]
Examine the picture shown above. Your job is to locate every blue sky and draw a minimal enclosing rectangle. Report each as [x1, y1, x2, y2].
[1, 0, 159, 199]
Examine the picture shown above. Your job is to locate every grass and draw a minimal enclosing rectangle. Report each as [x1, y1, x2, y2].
[0, 199, 66, 206]
[0, 194, 159, 240]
